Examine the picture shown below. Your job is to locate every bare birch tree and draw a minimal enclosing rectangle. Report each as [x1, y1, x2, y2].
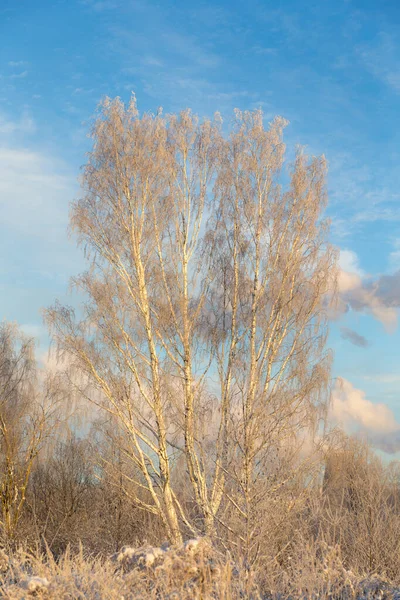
[205, 110, 336, 564]
[45, 96, 336, 546]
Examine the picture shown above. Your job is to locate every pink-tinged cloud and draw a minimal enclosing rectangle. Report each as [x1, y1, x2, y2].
[331, 377, 398, 433]
[330, 377, 400, 454]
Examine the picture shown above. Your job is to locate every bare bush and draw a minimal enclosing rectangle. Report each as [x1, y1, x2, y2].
[320, 437, 400, 580]
[0, 322, 59, 544]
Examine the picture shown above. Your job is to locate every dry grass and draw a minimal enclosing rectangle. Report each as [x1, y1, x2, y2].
[0, 538, 261, 599]
[1, 538, 400, 599]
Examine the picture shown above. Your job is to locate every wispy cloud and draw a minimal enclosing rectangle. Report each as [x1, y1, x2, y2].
[81, 0, 120, 11]
[327, 145, 400, 240]
[161, 31, 220, 68]
[361, 373, 400, 385]
[9, 70, 28, 79]
[353, 206, 400, 223]
[142, 56, 163, 67]
[252, 45, 277, 56]
[103, 6, 239, 114]
[0, 109, 83, 344]
[357, 31, 400, 94]
[0, 111, 36, 135]
[389, 239, 400, 272]
[0, 146, 73, 237]
[8, 60, 27, 67]
[0, 112, 79, 258]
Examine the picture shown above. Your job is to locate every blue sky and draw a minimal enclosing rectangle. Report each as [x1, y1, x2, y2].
[2, 0, 400, 453]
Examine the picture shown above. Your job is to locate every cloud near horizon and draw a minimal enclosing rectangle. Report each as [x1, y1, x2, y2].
[330, 377, 400, 454]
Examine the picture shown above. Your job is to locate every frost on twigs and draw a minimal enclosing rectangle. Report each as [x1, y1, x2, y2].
[183, 538, 200, 553]
[112, 544, 166, 571]
[112, 537, 212, 574]
[110, 537, 228, 595]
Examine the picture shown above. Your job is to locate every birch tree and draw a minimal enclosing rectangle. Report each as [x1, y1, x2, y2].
[46, 96, 336, 545]
[206, 110, 336, 563]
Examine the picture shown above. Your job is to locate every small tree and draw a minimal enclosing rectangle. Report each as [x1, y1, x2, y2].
[0, 322, 57, 543]
[46, 96, 336, 547]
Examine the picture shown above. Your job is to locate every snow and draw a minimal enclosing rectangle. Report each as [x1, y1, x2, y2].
[22, 576, 50, 592]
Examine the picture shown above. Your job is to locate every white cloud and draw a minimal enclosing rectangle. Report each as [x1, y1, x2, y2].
[331, 377, 399, 434]
[330, 377, 400, 454]
[338, 249, 364, 276]
[336, 249, 399, 332]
